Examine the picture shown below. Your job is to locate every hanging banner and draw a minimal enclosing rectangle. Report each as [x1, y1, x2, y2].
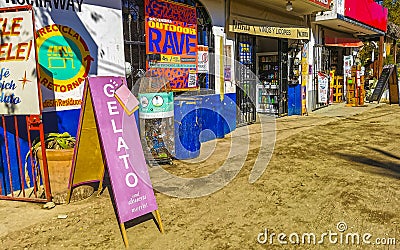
[0, 7, 40, 115]
[343, 55, 353, 78]
[301, 43, 309, 115]
[145, 0, 198, 91]
[318, 72, 329, 104]
[229, 21, 310, 40]
[224, 44, 232, 81]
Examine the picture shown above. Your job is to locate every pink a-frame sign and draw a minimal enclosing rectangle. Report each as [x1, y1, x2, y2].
[71, 76, 163, 247]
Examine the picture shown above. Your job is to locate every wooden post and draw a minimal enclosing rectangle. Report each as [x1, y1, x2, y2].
[378, 36, 384, 78]
[119, 223, 129, 248]
[394, 39, 397, 65]
[154, 210, 165, 234]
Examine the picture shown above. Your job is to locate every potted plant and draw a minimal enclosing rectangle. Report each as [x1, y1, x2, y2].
[25, 132, 76, 202]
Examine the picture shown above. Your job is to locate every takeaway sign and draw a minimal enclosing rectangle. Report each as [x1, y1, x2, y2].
[0, 7, 40, 115]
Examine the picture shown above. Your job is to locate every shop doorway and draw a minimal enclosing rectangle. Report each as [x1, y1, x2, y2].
[253, 37, 289, 117]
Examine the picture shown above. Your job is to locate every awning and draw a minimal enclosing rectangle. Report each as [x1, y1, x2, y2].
[325, 37, 363, 47]
[315, 13, 385, 38]
[232, 0, 332, 19]
[324, 28, 363, 47]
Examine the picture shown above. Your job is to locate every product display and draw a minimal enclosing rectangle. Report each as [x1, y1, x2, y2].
[256, 52, 280, 114]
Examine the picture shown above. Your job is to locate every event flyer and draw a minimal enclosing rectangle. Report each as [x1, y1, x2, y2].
[145, 0, 198, 90]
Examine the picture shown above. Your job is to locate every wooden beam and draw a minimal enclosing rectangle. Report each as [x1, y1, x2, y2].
[378, 36, 384, 78]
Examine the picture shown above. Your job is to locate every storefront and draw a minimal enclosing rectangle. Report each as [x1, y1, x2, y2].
[312, 0, 388, 109]
[228, 0, 331, 119]
[231, 24, 306, 117]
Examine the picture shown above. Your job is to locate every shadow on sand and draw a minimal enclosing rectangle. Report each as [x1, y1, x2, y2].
[335, 147, 400, 179]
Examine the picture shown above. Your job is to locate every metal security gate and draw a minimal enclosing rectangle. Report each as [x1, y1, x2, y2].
[312, 45, 331, 110]
[278, 38, 289, 116]
[0, 115, 51, 202]
[236, 34, 257, 126]
[122, 0, 146, 90]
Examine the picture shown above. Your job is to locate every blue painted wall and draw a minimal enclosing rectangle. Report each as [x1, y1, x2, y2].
[174, 93, 236, 160]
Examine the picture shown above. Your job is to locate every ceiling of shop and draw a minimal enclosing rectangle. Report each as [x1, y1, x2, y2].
[236, 0, 331, 17]
[316, 18, 383, 37]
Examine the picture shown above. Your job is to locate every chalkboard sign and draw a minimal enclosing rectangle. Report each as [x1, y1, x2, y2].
[369, 65, 394, 103]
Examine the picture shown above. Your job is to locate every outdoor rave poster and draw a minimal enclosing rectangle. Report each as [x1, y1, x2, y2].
[0, 7, 40, 115]
[145, 0, 198, 91]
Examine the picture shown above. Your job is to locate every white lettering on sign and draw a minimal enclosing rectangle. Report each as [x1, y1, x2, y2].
[317, 0, 328, 4]
[107, 101, 119, 115]
[111, 119, 122, 133]
[103, 82, 139, 190]
[104, 83, 115, 97]
[117, 137, 129, 152]
[125, 172, 138, 188]
[119, 154, 130, 169]
[5, 0, 85, 12]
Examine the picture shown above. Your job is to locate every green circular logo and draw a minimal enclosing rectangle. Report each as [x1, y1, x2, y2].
[38, 36, 83, 81]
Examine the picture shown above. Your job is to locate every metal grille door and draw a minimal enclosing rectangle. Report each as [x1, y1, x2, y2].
[236, 34, 256, 126]
[122, 0, 146, 90]
[312, 45, 331, 110]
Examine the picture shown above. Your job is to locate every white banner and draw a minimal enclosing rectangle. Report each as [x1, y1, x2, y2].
[318, 73, 328, 104]
[197, 45, 209, 74]
[0, 9, 40, 115]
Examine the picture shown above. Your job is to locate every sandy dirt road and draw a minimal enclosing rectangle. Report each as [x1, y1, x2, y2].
[0, 103, 399, 249]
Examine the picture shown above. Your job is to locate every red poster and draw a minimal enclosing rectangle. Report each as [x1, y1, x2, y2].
[145, 0, 198, 91]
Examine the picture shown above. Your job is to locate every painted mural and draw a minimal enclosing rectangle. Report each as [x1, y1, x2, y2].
[1, 0, 125, 112]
